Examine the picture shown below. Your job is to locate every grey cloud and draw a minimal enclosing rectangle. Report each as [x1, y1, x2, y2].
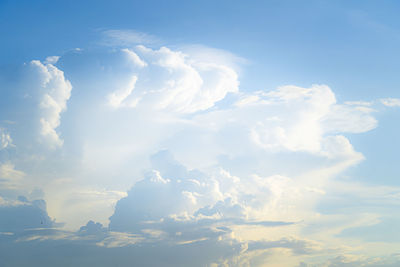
[0, 222, 317, 267]
[0, 197, 55, 232]
[325, 254, 400, 267]
[78, 220, 107, 236]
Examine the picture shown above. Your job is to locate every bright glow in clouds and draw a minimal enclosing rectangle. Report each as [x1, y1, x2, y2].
[108, 46, 239, 113]
[0, 42, 399, 267]
[30, 60, 72, 148]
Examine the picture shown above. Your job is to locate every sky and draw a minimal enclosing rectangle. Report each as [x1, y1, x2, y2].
[1, 0, 400, 266]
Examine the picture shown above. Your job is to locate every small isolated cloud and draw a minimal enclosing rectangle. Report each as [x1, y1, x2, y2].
[380, 98, 400, 107]
[0, 128, 13, 150]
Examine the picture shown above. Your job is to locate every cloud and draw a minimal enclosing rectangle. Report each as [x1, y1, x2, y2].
[321, 254, 400, 267]
[234, 84, 376, 153]
[29, 60, 72, 148]
[322, 102, 377, 134]
[0, 59, 72, 151]
[107, 75, 138, 108]
[122, 48, 147, 68]
[108, 150, 323, 246]
[0, 163, 25, 192]
[43, 182, 127, 230]
[101, 29, 158, 46]
[0, 215, 318, 267]
[107, 46, 239, 113]
[0, 39, 397, 266]
[78, 220, 107, 236]
[0, 128, 13, 150]
[109, 150, 223, 233]
[380, 97, 400, 107]
[44, 56, 60, 65]
[0, 197, 55, 232]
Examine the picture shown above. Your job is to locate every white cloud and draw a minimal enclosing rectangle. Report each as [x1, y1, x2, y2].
[0, 129, 13, 150]
[44, 56, 60, 65]
[0, 163, 25, 190]
[0, 40, 395, 266]
[44, 178, 127, 229]
[109, 151, 326, 234]
[101, 29, 158, 46]
[108, 45, 239, 113]
[30, 60, 72, 148]
[380, 97, 400, 107]
[322, 103, 377, 134]
[107, 75, 138, 108]
[122, 48, 147, 68]
[189, 84, 376, 159]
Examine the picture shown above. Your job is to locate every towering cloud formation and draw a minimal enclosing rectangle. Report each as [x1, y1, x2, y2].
[0, 59, 72, 151]
[30, 60, 72, 148]
[0, 42, 398, 266]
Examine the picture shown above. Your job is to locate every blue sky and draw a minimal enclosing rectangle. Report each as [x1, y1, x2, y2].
[1, 1, 400, 266]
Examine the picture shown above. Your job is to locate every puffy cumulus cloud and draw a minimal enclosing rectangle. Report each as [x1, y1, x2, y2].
[38, 47, 376, 183]
[0, 41, 396, 266]
[0, 147, 332, 266]
[231, 84, 377, 154]
[105, 150, 400, 266]
[107, 45, 239, 113]
[78, 220, 107, 236]
[29, 60, 72, 148]
[0, 58, 71, 151]
[109, 150, 224, 232]
[109, 151, 298, 232]
[156, 84, 370, 178]
[108, 151, 324, 253]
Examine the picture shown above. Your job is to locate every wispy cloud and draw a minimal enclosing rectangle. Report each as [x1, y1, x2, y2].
[100, 29, 159, 46]
[380, 98, 400, 107]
